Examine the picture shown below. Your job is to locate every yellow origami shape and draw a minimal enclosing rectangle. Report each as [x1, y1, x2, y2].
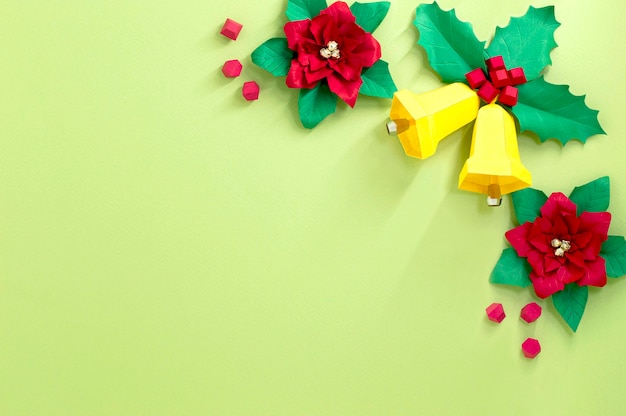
[458, 104, 532, 205]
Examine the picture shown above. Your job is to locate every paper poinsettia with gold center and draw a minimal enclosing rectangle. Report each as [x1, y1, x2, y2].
[491, 177, 626, 332]
[252, 0, 397, 128]
[387, 3, 605, 205]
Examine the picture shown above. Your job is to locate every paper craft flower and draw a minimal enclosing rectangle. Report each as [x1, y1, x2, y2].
[491, 177, 626, 332]
[252, 0, 396, 128]
[388, 3, 604, 204]
[505, 192, 610, 298]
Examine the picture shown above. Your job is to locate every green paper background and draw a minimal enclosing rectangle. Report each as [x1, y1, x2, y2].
[1, 0, 625, 415]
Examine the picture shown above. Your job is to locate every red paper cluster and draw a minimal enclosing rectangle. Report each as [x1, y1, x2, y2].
[465, 56, 526, 106]
[283, 1, 381, 107]
[505, 193, 611, 298]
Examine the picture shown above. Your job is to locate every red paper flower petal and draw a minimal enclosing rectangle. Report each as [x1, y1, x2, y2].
[579, 211, 611, 239]
[329, 57, 364, 81]
[505, 223, 533, 257]
[540, 192, 577, 219]
[327, 72, 362, 107]
[544, 256, 562, 272]
[350, 33, 381, 67]
[527, 250, 545, 275]
[320, 1, 356, 24]
[578, 257, 607, 287]
[530, 272, 565, 299]
[286, 61, 317, 89]
[284, 20, 312, 50]
[310, 14, 335, 45]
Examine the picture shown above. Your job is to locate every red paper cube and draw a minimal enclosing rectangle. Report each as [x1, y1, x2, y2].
[242, 81, 259, 101]
[486, 302, 505, 323]
[220, 18, 243, 40]
[509, 67, 527, 85]
[498, 85, 518, 107]
[486, 55, 505, 71]
[522, 338, 541, 359]
[490, 68, 511, 88]
[477, 81, 498, 103]
[465, 68, 487, 89]
[520, 302, 542, 323]
[222, 59, 243, 78]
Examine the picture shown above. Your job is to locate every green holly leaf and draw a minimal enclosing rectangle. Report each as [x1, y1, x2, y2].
[286, 0, 327, 21]
[512, 77, 605, 144]
[486, 6, 560, 81]
[552, 283, 588, 332]
[359, 60, 397, 98]
[511, 188, 548, 224]
[601, 236, 626, 278]
[350, 1, 390, 33]
[298, 82, 337, 129]
[251, 38, 293, 77]
[413, 2, 486, 83]
[568, 176, 610, 215]
[490, 248, 532, 287]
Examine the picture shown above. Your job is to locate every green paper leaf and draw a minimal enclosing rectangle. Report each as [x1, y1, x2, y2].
[350, 1, 390, 33]
[568, 176, 610, 215]
[552, 283, 588, 332]
[486, 6, 560, 80]
[511, 188, 548, 224]
[359, 60, 397, 98]
[286, 0, 327, 21]
[512, 77, 605, 144]
[298, 82, 337, 129]
[490, 247, 532, 287]
[601, 236, 626, 278]
[413, 2, 486, 83]
[251, 38, 293, 77]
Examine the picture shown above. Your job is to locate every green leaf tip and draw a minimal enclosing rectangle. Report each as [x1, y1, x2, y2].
[511, 188, 548, 224]
[251, 38, 293, 77]
[490, 247, 532, 287]
[568, 176, 610, 215]
[414, 2, 486, 83]
[601, 236, 626, 278]
[350, 1, 390, 33]
[286, 0, 327, 21]
[359, 60, 397, 98]
[486, 5, 560, 81]
[298, 82, 337, 128]
[552, 283, 588, 332]
[512, 77, 606, 145]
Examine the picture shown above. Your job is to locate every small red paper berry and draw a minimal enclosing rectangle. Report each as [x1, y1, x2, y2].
[498, 85, 518, 107]
[486, 302, 505, 323]
[465, 68, 487, 89]
[509, 67, 527, 85]
[490, 68, 511, 88]
[486, 56, 505, 71]
[522, 338, 541, 359]
[220, 18, 243, 40]
[477, 81, 498, 103]
[520, 302, 542, 323]
[222, 59, 243, 78]
[242, 81, 260, 101]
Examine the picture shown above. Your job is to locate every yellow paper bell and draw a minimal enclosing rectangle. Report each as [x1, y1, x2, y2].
[458, 104, 532, 206]
[386, 83, 480, 159]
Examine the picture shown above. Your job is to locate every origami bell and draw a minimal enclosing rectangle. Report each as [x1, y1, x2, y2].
[386, 83, 479, 159]
[458, 104, 532, 206]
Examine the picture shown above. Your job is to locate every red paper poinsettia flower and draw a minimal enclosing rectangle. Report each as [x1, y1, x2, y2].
[505, 192, 611, 298]
[284, 1, 381, 107]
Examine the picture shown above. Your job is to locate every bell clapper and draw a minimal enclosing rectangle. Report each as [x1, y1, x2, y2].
[487, 181, 502, 207]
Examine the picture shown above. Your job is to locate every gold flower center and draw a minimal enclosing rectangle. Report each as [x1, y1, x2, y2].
[320, 41, 340, 59]
[551, 238, 571, 257]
